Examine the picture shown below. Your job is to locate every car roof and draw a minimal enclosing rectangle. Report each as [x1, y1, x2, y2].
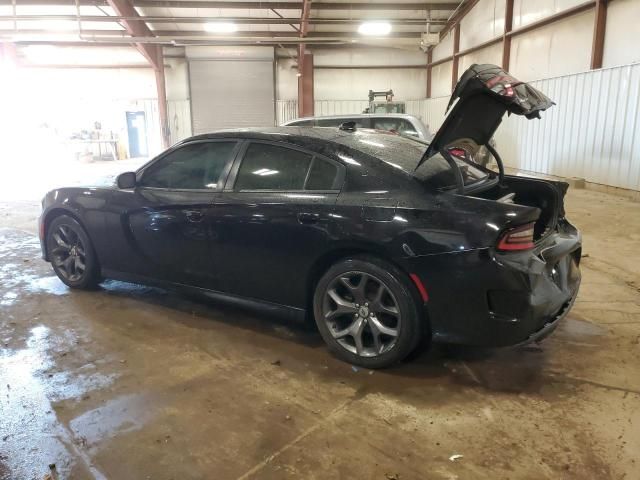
[285, 113, 421, 123]
[180, 127, 424, 170]
[184, 126, 353, 144]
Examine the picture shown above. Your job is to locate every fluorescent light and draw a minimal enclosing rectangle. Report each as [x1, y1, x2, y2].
[358, 21, 392, 36]
[204, 22, 238, 33]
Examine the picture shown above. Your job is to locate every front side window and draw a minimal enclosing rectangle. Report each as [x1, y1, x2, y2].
[235, 143, 312, 191]
[140, 141, 237, 189]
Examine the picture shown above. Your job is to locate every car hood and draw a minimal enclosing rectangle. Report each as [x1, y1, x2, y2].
[419, 63, 554, 166]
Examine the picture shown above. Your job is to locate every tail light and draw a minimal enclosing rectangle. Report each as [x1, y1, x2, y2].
[497, 222, 535, 251]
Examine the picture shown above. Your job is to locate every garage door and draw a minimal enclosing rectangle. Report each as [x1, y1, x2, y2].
[189, 59, 275, 134]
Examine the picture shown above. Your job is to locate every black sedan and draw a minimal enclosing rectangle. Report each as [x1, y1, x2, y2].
[39, 64, 581, 368]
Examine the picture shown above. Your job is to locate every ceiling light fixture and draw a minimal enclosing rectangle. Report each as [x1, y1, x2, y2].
[204, 22, 238, 33]
[358, 21, 392, 36]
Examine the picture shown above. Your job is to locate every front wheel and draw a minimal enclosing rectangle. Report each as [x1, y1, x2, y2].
[313, 256, 424, 369]
[46, 215, 101, 289]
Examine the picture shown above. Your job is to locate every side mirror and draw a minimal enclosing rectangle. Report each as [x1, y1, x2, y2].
[116, 171, 137, 189]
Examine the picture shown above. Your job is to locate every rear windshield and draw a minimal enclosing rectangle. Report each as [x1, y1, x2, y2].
[334, 131, 488, 190]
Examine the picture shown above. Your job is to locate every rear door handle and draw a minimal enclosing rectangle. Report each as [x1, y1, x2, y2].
[297, 212, 320, 224]
[185, 210, 204, 223]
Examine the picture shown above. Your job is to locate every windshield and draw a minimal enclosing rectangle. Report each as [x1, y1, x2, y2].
[335, 131, 489, 190]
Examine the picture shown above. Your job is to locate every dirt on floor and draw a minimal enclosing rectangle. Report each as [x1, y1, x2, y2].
[0, 163, 639, 479]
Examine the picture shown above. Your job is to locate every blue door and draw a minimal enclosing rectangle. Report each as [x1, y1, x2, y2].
[126, 111, 147, 157]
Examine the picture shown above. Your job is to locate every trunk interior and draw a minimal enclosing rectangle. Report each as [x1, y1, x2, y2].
[470, 175, 564, 241]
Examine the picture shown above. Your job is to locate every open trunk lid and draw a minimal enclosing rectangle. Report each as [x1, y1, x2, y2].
[418, 64, 554, 167]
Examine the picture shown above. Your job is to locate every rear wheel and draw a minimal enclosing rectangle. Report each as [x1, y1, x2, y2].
[313, 255, 424, 369]
[46, 215, 100, 289]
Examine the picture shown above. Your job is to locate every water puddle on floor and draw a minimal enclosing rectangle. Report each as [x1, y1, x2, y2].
[0, 325, 115, 478]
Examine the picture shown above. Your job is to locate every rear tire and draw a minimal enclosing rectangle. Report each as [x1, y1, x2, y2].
[46, 215, 100, 289]
[313, 255, 424, 369]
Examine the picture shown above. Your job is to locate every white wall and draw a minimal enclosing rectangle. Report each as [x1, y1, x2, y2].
[512, 0, 586, 28]
[312, 47, 427, 101]
[458, 42, 502, 74]
[509, 9, 594, 81]
[460, 0, 505, 50]
[406, 63, 640, 191]
[431, 0, 640, 90]
[165, 57, 190, 101]
[275, 47, 428, 102]
[0, 65, 162, 162]
[276, 57, 299, 101]
[314, 68, 427, 100]
[432, 32, 453, 62]
[602, 0, 640, 68]
[431, 60, 453, 98]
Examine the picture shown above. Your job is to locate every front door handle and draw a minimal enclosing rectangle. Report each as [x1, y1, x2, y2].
[298, 212, 320, 224]
[185, 210, 204, 223]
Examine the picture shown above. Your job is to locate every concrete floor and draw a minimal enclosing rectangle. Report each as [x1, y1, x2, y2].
[1, 160, 639, 479]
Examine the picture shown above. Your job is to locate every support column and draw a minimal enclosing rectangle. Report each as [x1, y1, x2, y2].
[298, 52, 314, 118]
[154, 48, 170, 149]
[590, 0, 607, 70]
[426, 48, 432, 98]
[451, 23, 460, 91]
[502, 0, 514, 70]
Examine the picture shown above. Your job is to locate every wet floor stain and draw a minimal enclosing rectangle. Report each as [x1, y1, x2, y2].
[1, 225, 639, 479]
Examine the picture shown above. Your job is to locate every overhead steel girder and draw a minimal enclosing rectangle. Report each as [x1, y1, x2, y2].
[0, 0, 460, 10]
[1, 15, 448, 25]
[105, 0, 161, 69]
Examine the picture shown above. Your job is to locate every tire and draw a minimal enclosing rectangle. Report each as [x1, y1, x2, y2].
[313, 255, 424, 369]
[46, 215, 101, 289]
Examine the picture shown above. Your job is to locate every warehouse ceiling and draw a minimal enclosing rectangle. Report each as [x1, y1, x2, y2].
[0, 0, 464, 54]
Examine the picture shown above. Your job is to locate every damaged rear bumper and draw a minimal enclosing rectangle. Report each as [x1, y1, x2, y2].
[406, 218, 582, 347]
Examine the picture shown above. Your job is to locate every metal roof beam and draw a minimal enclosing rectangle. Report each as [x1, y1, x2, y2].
[1, 14, 447, 25]
[0, 0, 459, 10]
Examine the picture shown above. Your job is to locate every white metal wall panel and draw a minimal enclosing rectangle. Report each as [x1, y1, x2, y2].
[512, 0, 587, 28]
[314, 68, 427, 101]
[458, 42, 503, 74]
[167, 99, 192, 145]
[432, 33, 453, 62]
[405, 97, 449, 134]
[431, 60, 453, 98]
[314, 100, 370, 116]
[417, 63, 640, 191]
[602, 0, 640, 68]
[188, 59, 275, 133]
[460, 0, 506, 51]
[509, 9, 594, 81]
[276, 100, 298, 125]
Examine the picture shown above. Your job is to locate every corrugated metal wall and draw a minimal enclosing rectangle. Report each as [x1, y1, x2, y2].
[276, 100, 298, 125]
[497, 63, 640, 190]
[167, 100, 192, 146]
[315, 100, 370, 116]
[276, 99, 370, 125]
[406, 63, 640, 191]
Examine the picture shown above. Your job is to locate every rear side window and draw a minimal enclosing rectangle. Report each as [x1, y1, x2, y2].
[306, 158, 339, 190]
[235, 143, 312, 191]
[372, 118, 419, 137]
[316, 118, 368, 128]
[140, 141, 237, 189]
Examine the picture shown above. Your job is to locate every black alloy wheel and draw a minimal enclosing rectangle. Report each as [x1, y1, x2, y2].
[46, 215, 100, 289]
[313, 255, 424, 369]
